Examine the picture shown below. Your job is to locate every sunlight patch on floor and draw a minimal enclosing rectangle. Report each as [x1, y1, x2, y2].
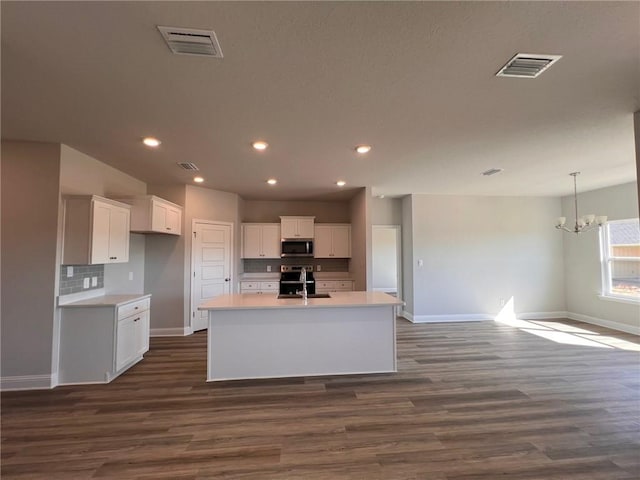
[494, 297, 640, 352]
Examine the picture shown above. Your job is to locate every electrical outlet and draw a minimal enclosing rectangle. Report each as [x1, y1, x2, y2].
[83, 277, 90, 289]
[317, 265, 322, 272]
[91, 276, 98, 287]
[499, 297, 506, 307]
[128, 272, 133, 281]
[266, 265, 271, 272]
[66, 266, 74, 278]
[418, 259, 424, 267]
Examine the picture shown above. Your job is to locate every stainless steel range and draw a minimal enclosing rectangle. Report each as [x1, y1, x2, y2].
[279, 265, 315, 295]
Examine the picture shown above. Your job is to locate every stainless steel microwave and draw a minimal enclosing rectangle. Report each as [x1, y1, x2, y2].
[281, 239, 314, 258]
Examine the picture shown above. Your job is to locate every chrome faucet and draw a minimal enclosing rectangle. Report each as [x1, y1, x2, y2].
[299, 267, 308, 300]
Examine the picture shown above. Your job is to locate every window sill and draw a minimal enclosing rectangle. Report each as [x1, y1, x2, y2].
[598, 294, 640, 306]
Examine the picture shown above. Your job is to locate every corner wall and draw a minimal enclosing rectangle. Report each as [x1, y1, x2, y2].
[562, 182, 639, 333]
[1, 141, 61, 387]
[349, 188, 372, 290]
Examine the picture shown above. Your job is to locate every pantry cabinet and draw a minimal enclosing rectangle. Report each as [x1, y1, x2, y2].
[63, 195, 130, 265]
[242, 223, 280, 258]
[314, 224, 351, 258]
[280, 216, 315, 239]
[114, 195, 182, 235]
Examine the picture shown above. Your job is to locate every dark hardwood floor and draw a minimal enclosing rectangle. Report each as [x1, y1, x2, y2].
[2, 317, 639, 479]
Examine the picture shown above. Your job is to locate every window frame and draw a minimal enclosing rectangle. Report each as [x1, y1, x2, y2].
[599, 218, 640, 303]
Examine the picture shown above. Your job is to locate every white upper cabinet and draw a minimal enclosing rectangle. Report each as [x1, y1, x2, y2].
[280, 216, 315, 239]
[63, 195, 131, 265]
[314, 224, 351, 258]
[242, 223, 281, 258]
[114, 195, 182, 235]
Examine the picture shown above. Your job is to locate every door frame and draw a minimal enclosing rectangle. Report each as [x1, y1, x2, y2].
[372, 224, 402, 303]
[189, 219, 234, 334]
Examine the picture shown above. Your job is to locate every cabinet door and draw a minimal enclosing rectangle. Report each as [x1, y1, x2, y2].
[91, 202, 112, 264]
[151, 202, 168, 232]
[165, 207, 181, 235]
[261, 224, 281, 258]
[280, 218, 298, 239]
[242, 224, 263, 258]
[135, 310, 150, 357]
[314, 225, 333, 258]
[297, 218, 315, 238]
[108, 206, 130, 263]
[116, 315, 137, 371]
[331, 225, 351, 258]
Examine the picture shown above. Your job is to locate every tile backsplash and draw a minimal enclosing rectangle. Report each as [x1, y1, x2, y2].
[243, 258, 349, 273]
[59, 264, 104, 295]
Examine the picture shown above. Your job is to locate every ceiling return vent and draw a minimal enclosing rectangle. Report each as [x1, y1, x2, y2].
[481, 168, 503, 176]
[157, 26, 223, 58]
[496, 53, 562, 78]
[177, 162, 200, 171]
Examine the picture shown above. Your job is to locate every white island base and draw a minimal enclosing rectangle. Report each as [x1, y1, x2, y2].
[200, 292, 401, 382]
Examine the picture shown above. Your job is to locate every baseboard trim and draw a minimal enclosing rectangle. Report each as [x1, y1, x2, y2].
[567, 312, 640, 336]
[1, 374, 54, 391]
[519, 311, 569, 320]
[403, 312, 493, 323]
[150, 327, 193, 337]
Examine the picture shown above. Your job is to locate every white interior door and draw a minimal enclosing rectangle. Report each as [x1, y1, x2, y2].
[191, 222, 232, 332]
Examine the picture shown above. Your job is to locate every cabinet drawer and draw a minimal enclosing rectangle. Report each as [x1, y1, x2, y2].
[240, 282, 261, 291]
[260, 282, 279, 291]
[335, 281, 353, 291]
[316, 281, 335, 290]
[118, 298, 150, 320]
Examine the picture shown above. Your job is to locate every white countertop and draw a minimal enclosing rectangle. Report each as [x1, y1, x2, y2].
[59, 294, 151, 308]
[199, 291, 402, 311]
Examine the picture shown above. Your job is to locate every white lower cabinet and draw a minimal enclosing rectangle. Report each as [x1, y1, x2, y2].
[58, 296, 151, 385]
[240, 281, 279, 294]
[315, 280, 354, 293]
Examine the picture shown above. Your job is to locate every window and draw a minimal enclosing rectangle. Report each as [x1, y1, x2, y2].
[601, 218, 640, 301]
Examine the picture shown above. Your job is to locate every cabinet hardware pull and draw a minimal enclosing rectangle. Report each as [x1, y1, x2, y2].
[134, 317, 140, 322]
[166, 227, 171, 230]
[134, 306, 139, 310]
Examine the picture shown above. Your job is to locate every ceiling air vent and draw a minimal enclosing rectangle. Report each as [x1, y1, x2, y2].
[177, 162, 200, 171]
[481, 168, 503, 176]
[157, 26, 223, 58]
[496, 53, 562, 78]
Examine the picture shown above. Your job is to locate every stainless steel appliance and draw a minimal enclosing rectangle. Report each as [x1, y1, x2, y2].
[281, 239, 313, 258]
[279, 265, 315, 295]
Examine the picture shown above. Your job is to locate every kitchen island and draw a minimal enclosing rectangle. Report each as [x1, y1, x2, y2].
[199, 291, 402, 382]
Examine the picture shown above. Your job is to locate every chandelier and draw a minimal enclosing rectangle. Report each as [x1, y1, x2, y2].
[555, 172, 607, 234]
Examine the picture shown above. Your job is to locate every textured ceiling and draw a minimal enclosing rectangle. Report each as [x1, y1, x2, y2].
[2, 1, 639, 200]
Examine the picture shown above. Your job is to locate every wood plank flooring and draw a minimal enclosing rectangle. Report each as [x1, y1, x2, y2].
[2, 317, 639, 479]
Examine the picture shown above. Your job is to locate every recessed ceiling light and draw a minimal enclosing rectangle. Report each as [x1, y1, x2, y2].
[355, 145, 372, 154]
[336, 180, 346, 187]
[266, 178, 277, 185]
[252, 141, 268, 151]
[378, 195, 385, 199]
[193, 176, 205, 183]
[142, 137, 161, 148]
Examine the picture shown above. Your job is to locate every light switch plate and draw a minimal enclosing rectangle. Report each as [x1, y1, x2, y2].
[66, 266, 74, 278]
[91, 276, 98, 287]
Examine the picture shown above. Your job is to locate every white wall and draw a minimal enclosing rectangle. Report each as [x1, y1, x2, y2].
[372, 226, 398, 292]
[405, 194, 566, 321]
[349, 188, 372, 290]
[402, 196, 414, 316]
[562, 182, 639, 333]
[1, 141, 61, 385]
[242, 200, 350, 223]
[371, 197, 402, 225]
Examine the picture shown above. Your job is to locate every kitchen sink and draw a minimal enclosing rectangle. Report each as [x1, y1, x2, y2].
[277, 293, 331, 299]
